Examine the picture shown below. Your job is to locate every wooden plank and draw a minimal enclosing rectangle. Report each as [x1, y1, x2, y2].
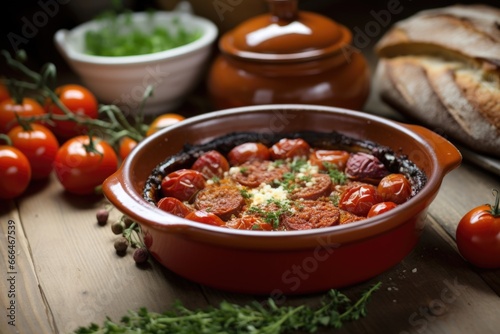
[16, 175, 207, 333]
[199, 194, 500, 334]
[0, 200, 56, 334]
[429, 162, 500, 239]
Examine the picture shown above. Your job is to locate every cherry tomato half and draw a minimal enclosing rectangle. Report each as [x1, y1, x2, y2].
[0, 145, 31, 199]
[45, 84, 98, 139]
[269, 138, 311, 160]
[367, 201, 398, 218]
[7, 124, 60, 179]
[377, 173, 412, 204]
[185, 210, 225, 226]
[227, 142, 270, 166]
[192, 150, 229, 179]
[161, 169, 205, 202]
[456, 190, 500, 269]
[0, 97, 46, 133]
[339, 184, 381, 217]
[54, 136, 118, 195]
[309, 149, 350, 171]
[157, 197, 192, 218]
[146, 113, 185, 136]
[226, 216, 273, 231]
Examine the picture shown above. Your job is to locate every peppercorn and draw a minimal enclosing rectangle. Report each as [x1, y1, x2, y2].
[114, 237, 129, 254]
[133, 247, 149, 264]
[123, 216, 135, 228]
[111, 221, 125, 235]
[96, 209, 109, 226]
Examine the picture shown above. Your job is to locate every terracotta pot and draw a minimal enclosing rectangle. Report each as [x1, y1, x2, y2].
[103, 104, 461, 295]
[207, 0, 371, 110]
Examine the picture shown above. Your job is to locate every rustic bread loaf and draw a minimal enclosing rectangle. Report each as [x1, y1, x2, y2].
[374, 4, 500, 157]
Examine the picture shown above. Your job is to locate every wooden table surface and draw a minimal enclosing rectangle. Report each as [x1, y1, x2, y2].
[2, 95, 500, 334]
[2, 1, 500, 332]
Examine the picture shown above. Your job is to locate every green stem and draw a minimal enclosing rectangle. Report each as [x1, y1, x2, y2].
[2, 50, 147, 146]
[0, 134, 12, 146]
[489, 189, 500, 217]
[2, 50, 42, 83]
[338, 281, 382, 322]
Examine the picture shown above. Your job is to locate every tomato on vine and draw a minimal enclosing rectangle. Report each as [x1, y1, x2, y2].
[0, 142, 31, 199]
[7, 123, 59, 179]
[54, 135, 118, 195]
[0, 82, 10, 102]
[456, 189, 500, 269]
[0, 97, 46, 133]
[118, 136, 138, 161]
[45, 84, 98, 139]
[146, 113, 185, 136]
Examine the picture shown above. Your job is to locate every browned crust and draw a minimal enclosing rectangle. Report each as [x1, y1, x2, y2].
[374, 4, 500, 157]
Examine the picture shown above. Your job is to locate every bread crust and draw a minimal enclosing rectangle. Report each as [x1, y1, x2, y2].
[374, 4, 500, 157]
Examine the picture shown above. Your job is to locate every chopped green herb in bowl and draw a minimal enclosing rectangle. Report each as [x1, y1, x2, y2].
[84, 11, 202, 57]
[54, 9, 218, 114]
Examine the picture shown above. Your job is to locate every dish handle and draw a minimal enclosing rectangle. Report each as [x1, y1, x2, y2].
[402, 124, 462, 175]
[102, 170, 178, 228]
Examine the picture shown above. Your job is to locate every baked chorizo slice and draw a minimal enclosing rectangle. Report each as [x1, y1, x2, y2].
[282, 200, 340, 230]
[231, 160, 289, 188]
[289, 173, 333, 200]
[338, 209, 364, 225]
[194, 184, 245, 221]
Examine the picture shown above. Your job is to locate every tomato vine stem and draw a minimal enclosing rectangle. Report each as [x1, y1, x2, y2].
[489, 189, 500, 217]
[1, 50, 147, 145]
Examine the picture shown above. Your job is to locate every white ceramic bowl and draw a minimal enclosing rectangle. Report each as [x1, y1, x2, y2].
[54, 11, 218, 115]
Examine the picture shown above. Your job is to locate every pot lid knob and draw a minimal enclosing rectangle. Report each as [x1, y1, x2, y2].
[219, 0, 352, 62]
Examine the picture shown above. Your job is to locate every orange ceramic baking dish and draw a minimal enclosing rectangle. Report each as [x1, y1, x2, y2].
[103, 105, 461, 295]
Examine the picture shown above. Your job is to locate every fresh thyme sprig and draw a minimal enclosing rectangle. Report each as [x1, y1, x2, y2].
[74, 282, 382, 334]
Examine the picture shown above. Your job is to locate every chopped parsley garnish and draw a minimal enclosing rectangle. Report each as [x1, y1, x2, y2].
[240, 189, 252, 199]
[323, 162, 347, 185]
[289, 158, 308, 173]
[84, 12, 202, 57]
[248, 199, 292, 229]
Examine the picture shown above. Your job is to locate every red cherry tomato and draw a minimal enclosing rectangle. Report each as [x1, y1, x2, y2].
[0, 145, 31, 199]
[367, 201, 398, 218]
[456, 190, 500, 269]
[377, 173, 412, 204]
[157, 197, 192, 217]
[146, 113, 185, 136]
[185, 210, 225, 226]
[270, 138, 311, 160]
[192, 150, 229, 179]
[118, 137, 138, 161]
[227, 142, 270, 166]
[339, 184, 381, 217]
[0, 83, 10, 102]
[45, 84, 98, 139]
[161, 169, 205, 202]
[0, 97, 46, 133]
[7, 124, 60, 179]
[54, 136, 118, 195]
[309, 149, 350, 171]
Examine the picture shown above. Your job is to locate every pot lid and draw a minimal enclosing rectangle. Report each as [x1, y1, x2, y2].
[219, 0, 352, 62]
